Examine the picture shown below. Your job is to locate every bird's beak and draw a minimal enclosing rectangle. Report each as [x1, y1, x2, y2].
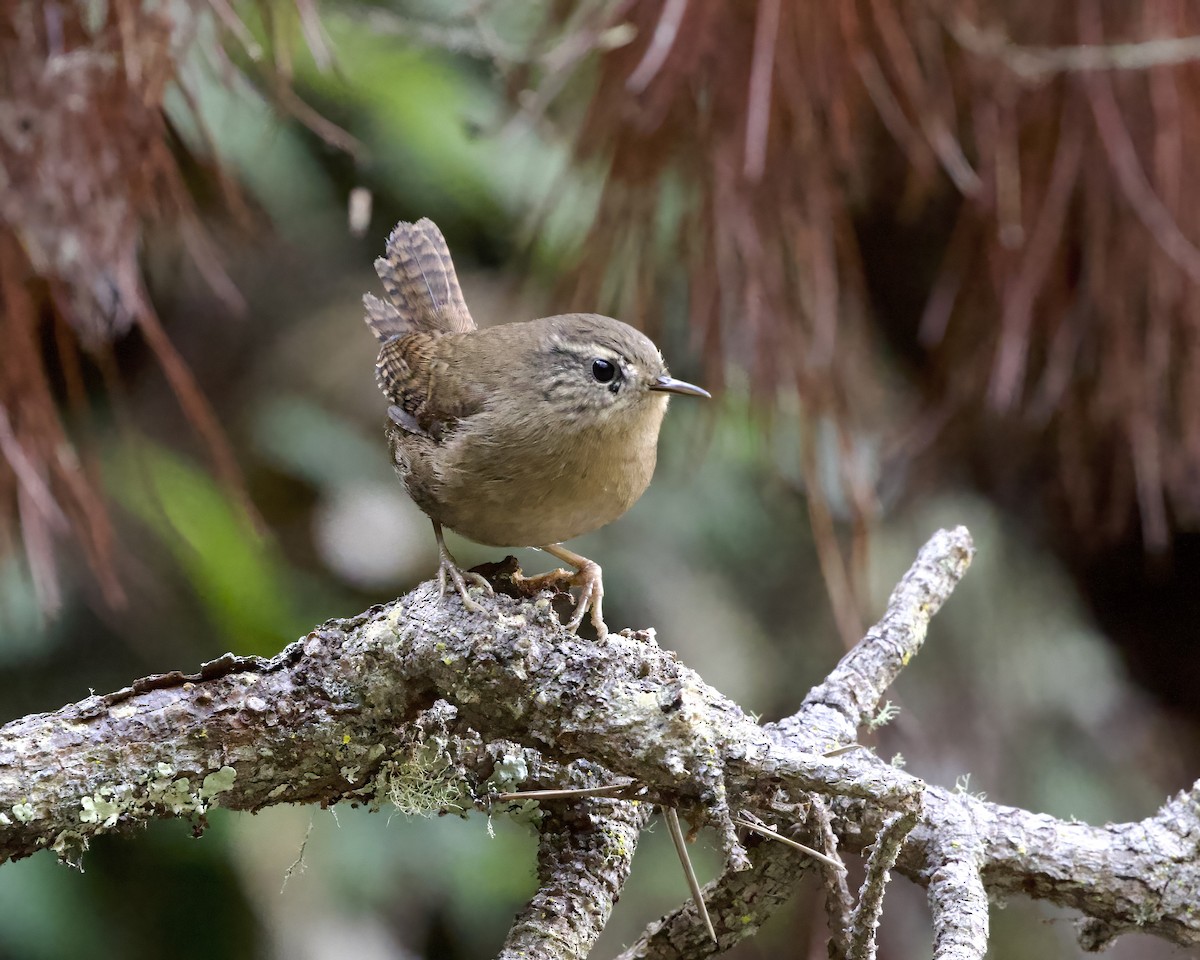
[649, 374, 711, 399]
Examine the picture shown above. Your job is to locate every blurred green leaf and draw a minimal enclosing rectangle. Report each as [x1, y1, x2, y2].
[108, 444, 313, 653]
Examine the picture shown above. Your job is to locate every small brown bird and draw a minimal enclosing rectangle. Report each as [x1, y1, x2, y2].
[364, 219, 709, 638]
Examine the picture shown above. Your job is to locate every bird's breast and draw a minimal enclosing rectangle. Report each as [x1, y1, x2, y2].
[407, 399, 667, 547]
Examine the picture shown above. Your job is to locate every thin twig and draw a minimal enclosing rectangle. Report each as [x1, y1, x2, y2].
[494, 780, 638, 802]
[665, 807, 717, 944]
[292, 0, 334, 73]
[1078, 4, 1200, 288]
[0, 406, 67, 529]
[205, 0, 263, 61]
[743, 0, 780, 180]
[737, 814, 845, 871]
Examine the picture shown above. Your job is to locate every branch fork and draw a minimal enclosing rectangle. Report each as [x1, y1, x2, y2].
[2, 527, 1198, 959]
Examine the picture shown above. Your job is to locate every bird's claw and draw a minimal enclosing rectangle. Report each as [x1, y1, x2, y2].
[437, 558, 493, 612]
[565, 559, 607, 640]
[434, 528, 493, 614]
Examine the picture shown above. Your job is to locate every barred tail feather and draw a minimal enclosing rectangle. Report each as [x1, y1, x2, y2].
[363, 292, 406, 342]
[365, 218, 474, 338]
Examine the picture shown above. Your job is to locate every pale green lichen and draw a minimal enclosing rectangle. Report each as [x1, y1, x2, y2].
[55, 763, 243, 868]
[363, 617, 400, 647]
[494, 798, 543, 832]
[200, 766, 237, 803]
[154, 777, 196, 815]
[485, 753, 546, 832]
[601, 824, 629, 864]
[137, 758, 237, 816]
[12, 802, 36, 823]
[489, 754, 529, 792]
[867, 700, 901, 731]
[79, 792, 121, 828]
[1133, 901, 1164, 927]
[953, 773, 987, 802]
[371, 743, 465, 818]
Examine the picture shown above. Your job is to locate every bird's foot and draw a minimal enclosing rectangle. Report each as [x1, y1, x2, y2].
[436, 544, 493, 614]
[437, 557, 493, 613]
[565, 558, 606, 640]
[538, 543, 609, 639]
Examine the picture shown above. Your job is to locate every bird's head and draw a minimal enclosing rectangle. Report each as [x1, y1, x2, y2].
[535, 314, 710, 425]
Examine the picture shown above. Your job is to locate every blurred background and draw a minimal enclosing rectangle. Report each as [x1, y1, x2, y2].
[1, 1, 1199, 958]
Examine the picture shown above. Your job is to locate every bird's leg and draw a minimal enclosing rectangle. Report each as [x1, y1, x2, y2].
[510, 567, 576, 595]
[539, 543, 606, 639]
[433, 521, 493, 612]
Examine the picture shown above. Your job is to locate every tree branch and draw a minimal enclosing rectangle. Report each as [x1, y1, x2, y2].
[847, 807, 922, 960]
[1, 527, 1197, 958]
[498, 775, 650, 959]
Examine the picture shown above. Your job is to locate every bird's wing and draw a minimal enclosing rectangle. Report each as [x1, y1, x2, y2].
[364, 218, 475, 340]
[376, 333, 483, 441]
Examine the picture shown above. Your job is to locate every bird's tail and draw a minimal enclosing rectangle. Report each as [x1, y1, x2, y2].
[363, 218, 475, 339]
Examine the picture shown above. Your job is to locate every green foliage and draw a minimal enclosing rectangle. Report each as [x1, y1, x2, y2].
[108, 444, 322, 653]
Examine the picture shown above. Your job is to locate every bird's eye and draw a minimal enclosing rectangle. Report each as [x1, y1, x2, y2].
[591, 358, 617, 384]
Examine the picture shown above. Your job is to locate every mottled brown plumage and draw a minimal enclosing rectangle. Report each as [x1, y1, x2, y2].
[364, 218, 708, 637]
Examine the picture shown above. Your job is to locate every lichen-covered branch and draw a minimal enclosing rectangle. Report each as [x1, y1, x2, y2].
[926, 844, 988, 960]
[632, 527, 975, 955]
[771, 526, 977, 748]
[0, 528, 1197, 959]
[847, 807, 921, 960]
[498, 785, 650, 960]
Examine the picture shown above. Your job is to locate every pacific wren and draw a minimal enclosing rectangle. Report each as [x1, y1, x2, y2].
[364, 218, 708, 638]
